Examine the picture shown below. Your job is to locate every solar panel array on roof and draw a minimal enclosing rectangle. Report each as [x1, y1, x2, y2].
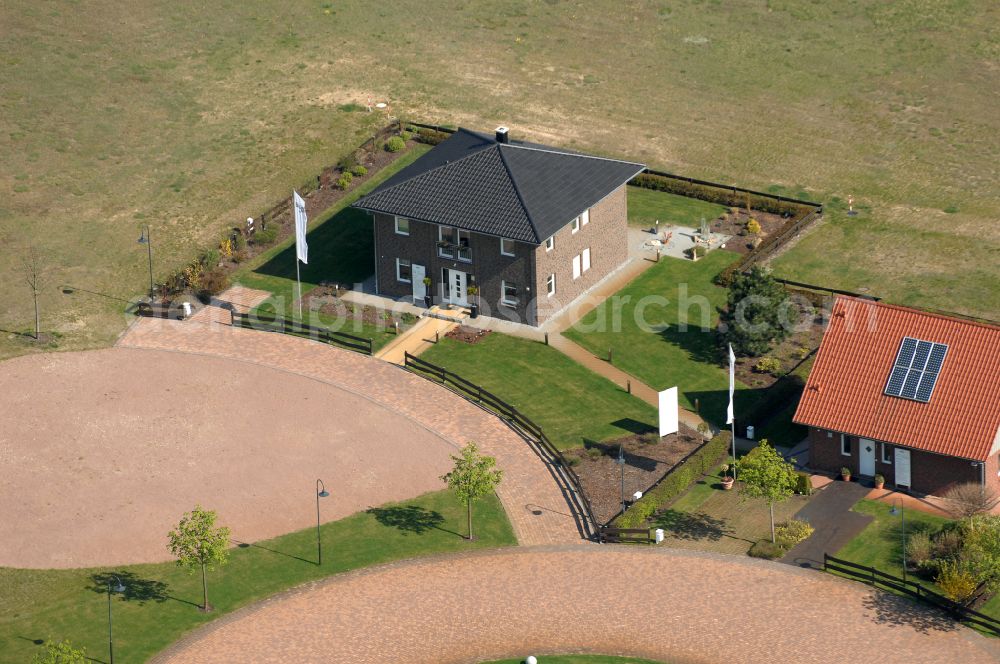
[884, 336, 948, 403]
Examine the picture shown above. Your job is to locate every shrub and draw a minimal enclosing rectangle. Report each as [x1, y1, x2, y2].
[628, 173, 813, 217]
[234, 232, 247, 252]
[384, 136, 406, 152]
[932, 528, 964, 561]
[796, 346, 812, 359]
[337, 151, 360, 171]
[747, 218, 762, 235]
[754, 357, 782, 375]
[937, 560, 977, 603]
[907, 531, 933, 570]
[350, 165, 368, 177]
[617, 431, 731, 528]
[415, 127, 450, 145]
[586, 447, 602, 460]
[197, 267, 230, 301]
[749, 539, 785, 559]
[399, 130, 413, 141]
[775, 519, 814, 548]
[794, 471, 812, 495]
[253, 224, 278, 246]
[336, 173, 353, 190]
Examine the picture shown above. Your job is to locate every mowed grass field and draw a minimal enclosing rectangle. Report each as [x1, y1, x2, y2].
[1, 0, 998, 361]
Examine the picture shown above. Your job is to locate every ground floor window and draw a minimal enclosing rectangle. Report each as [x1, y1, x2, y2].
[546, 273, 556, 296]
[501, 280, 519, 306]
[582, 247, 591, 272]
[881, 443, 893, 464]
[572, 254, 581, 279]
[396, 258, 411, 283]
[841, 434, 851, 456]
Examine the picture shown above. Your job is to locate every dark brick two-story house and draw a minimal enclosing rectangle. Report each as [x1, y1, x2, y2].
[353, 127, 644, 326]
[794, 296, 1000, 496]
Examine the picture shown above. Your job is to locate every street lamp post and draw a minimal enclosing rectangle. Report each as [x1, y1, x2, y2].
[137, 225, 154, 299]
[890, 498, 907, 582]
[617, 444, 626, 517]
[316, 479, 329, 565]
[107, 575, 125, 664]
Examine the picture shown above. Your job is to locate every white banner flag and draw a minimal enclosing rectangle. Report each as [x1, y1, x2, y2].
[726, 343, 735, 425]
[293, 191, 308, 265]
[658, 387, 679, 437]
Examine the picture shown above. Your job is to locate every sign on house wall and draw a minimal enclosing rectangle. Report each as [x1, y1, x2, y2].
[659, 387, 679, 437]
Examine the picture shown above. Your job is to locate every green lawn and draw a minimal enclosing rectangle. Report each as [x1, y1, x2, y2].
[419, 333, 658, 450]
[563, 251, 764, 427]
[835, 500, 1000, 622]
[0, 490, 515, 664]
[235, 144, 431, 351]
[627, 185, 728, 229]
[482, 656, 666, 664]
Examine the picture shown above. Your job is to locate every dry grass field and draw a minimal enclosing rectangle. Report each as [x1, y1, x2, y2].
[1, 0, 997, 359]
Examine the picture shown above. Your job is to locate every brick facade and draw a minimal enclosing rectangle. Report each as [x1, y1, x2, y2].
[807, 426, 1000, 497]
[533, 185, 629, 326]
[370, 184, 630, 326]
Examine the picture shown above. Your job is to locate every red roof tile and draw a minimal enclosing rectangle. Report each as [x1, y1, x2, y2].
[793, 296, 1000, 461]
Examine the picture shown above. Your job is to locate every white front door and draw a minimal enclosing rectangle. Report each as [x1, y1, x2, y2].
[445, 268, 468, 306]
[411, 264, 426, 304]
[859, 438, 876, 477]
[895, 448, 911, 488]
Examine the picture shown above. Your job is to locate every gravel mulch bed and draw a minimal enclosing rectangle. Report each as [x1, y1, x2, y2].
[565, 424, 705, 524]
[712, 208, 790, 255]
[445, 326, 491, 344]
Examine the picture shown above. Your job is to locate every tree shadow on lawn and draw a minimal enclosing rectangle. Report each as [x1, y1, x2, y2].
[86, 570, 198, 607]
[252, 207, 375, 286]
[655, 322, 725, 367]
[366, 505, 460, 537]
[653, 509, 734, 542]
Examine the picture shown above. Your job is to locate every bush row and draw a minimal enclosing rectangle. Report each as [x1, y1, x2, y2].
[616, 431, 732, 528]
[414, 127, 451, 145]
[629, 173, 814, 218]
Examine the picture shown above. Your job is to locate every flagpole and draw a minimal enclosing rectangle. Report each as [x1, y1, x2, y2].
[731, 418, 737, 481]
[728, 343, 737, 481]
[296, 258, 302, 320]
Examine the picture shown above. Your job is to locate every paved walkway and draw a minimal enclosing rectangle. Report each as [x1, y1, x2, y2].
[374, 307, 461, 366]
[153, 545, 999, 664]
[118, 313, 586, 547]
[781, 480, 873, 569]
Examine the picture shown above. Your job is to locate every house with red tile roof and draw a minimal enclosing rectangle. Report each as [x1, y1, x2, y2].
[793, 296, 1000, 496]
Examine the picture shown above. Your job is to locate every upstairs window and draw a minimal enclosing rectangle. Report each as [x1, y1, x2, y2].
[570, 217, 580, 234]
[394, 216, 410, 236]
[546, 274, 556, 297]
[438, 226, 472, 262]
[545, 236, 554, 252]
[581, 209, 590, 226]
[500, 238, 515, 257]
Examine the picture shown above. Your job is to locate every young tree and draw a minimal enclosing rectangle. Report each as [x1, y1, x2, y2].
[21, 245, 49, 340]
[964, 514, 1000, 594]
[941, 482, 1000, 521]
[167, 505, 231, 611]
[736, 440, 798, 543]
[32, 639, 86, 664]
[719, 265, 790, 357]
[441, 442, 503, 541]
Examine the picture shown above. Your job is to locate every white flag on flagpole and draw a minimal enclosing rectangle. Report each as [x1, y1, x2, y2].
[293, 191, 308, 265]
[727, 343, 736, 425]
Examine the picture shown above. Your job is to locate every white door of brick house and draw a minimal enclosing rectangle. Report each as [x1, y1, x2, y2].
[411, 264, 426, 304]
[895, 448, 911, 489]
[859, 438, 876, 477]
[443, 268, 468, 306]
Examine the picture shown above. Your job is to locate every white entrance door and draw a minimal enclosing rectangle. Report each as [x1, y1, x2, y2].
[894, 448, 911, 489]
[859, 438, 876, 477]
[411, 264, 426, 304]
[444, 268, 468, 306]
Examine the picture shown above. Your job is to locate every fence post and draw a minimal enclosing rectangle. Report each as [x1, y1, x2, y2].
[544, 332, 549, 345]
[477, 386, 483, 403]
[822, 553, 827, 571]
[627, 380, 631, 394]
[871, 566, 876, 586]
[439, 367, 446, 384]
[607, 347, 613, 363]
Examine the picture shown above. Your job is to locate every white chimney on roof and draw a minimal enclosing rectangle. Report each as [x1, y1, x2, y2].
[495, 126, 509, 144]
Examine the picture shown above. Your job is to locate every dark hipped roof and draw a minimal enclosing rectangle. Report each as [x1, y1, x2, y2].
[353, 128, 645, 244]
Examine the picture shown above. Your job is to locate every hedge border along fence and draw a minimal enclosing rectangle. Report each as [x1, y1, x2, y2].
[628, 170, 823, 286]
[616, 431, 732, 528]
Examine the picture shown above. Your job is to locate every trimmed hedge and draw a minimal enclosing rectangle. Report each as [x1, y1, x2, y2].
[414, 127, 450, 145]
[794, 471, 812, 496]
[616, 431, 732, 528]
[629, 173, 812, 218]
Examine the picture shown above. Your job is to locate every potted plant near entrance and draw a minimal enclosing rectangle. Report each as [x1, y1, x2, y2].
[467, 284, 479, 319]
[720, 463, 735, 490]
[422, 276, 432, 308]
[841, 466, 852, 482]
[874, 473, 885, 490]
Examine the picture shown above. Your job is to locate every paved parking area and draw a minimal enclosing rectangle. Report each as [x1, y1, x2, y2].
[154, 545, 1000, 664]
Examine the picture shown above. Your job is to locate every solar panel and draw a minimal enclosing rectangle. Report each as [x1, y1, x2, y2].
[884, 336, 948, 402]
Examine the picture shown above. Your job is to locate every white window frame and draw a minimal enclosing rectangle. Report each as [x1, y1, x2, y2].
[881, 443, 892, 464]
[501, 280, 519, 307]
[572, 254, 581, 280]
[841, 434, 851, 457]
[545, 236, 554, 252]
[396, 258, 412, 283]
[394, 216, 410, 236]
[582, 247, 591, 272]
[570, 217, 580, 234]
[581, 209, 590, 226]
[500, 238, 515, 257]
[546, 273, 556, 297]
